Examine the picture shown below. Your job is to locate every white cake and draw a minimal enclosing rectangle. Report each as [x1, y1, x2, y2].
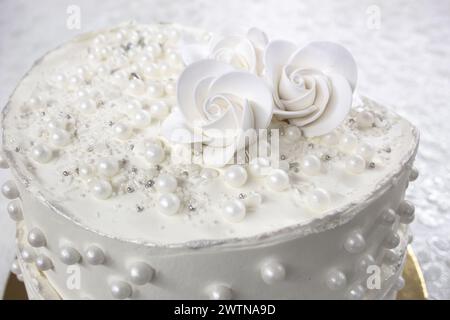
[1, 22, 419, 299]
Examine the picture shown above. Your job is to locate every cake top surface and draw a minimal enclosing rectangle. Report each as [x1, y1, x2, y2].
[2, 22, 418, 247]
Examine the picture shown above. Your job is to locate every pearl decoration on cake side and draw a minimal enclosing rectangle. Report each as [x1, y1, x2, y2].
[28, 228, 46, 247]
[97, 158, 119, 177]
[340, 134, 357, 152]
[85, 245, 105, 265]
[307, 188, 331, 211]
[21, 247, 35, 263]
[380, 208, 397, 225]
[394, 277, 405, 290]
[249, 157, 271, 177]
[301, 155, 321, 175]
[30, 144, 53, 163]
[11, 259, 21, 275]
[266, 169, 289, 191]
[128, 262, 155, 285]
[50, 129, 71, 147]
[384, 249, 401, 265]
[149, 101, 170, 119]
[325, 269, 347, 290]
[409, 167, 419, 181]
[145, 144, 165, 164]
[347, 284, 365, 300]
[284, 126, 302, 142]
[158, 193, 181, 215]
[7, 199, 23, 221]
[322, 132, 339, 146]
[59, 246, 81, 265]
[147, 82, 164, 98]
[356, 110, 374, 129]
[0, 152, 9, 168]
[356, 254, 376, 274]
[35, 254, 53, 271]
[113, 123, 132, 140]
[345, 155, 366, 174]
[260, 260, 286, 284]
[132, 110, 152, 128]
[224, 165, 248, 188]
[223, 200, 246, 223]
[383, 232, 400, 249]
[344, 231, 366, 254]
[1, 180, 20, 199]
[110, 281, 132, 299]
[398, 200, 415, 224]
[155, 174, 177, 193]
[78, 98, 97, 113]
[91, 180, 113, 199]
[208, 284, 232, 300]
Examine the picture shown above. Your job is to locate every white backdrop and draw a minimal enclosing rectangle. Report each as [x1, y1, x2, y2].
[1, 0, 449, 299]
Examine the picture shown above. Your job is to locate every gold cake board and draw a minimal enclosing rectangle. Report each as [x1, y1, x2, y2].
[3, 246, 427, 300]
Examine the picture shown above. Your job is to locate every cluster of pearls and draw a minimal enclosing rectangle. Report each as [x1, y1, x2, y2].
[260, 260, 286, 285]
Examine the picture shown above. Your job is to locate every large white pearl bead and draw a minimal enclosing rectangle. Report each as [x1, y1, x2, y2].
[145, 144, 165, 164]
[345, 155, 366, 174]
[149, 101, 169, 119]
[35, 254, 53, 271]
[2, 180, 19, 199]
[145, 43, 162, 58]
[11, 259, 21, 275]
[132, 110, 152, 128]
[85, 245, 105, 265]
[380, 208, 396, 225]
[128, 262, 155, 285]
[78, 164, 93, 179]
[266, 169, 290, 191]
[7, 199, 23, 221]
[110, 281, 132, 299]
[91, 180, 113, 200]
[78, 98, 97, 113]
[301, 155, 321, 175]
[307, 188, 331, 211]
[113, 123, 132, 140]
[384, 232, 400, 249]
[284, 125, 302, 142]
[0, 152, 9, 168]
[260, 260, 286, 284]
[356, 254, 376, 274]
[97, 158, 119, 177]
[223, 200, 246, 223]
[142, 63, 159, 78]
[326, 269, 347, 290]
[249, 157, 271, 177]
[158, 193, 180, 215]
[340, 134, 357, 152]
[30, 144, 53, 163]
[347, 284, 365, 300]
[384, 249, 401, 265]
[124, 99, 142, 114]
[344, 231, 366, 254]
[409, 167, 419, 181]
[224, 165, 248, 188]
[28, 228, 46, 247]
[128, 79, 147, 96]
[398, 200, 415, 224]
[50, 129, 71, 147]
[356, 110, 374, 129]
[147, 82, 164, 98]
[356, 143, 374, 161]
[322, 132, 339, 145]
[208, 284, 232, 300]
[155, 174, 177, 193]
[59, 246, 81, 265]
[21, 247, 35, 263]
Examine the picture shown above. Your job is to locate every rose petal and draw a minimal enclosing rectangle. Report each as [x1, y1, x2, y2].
[177, 60, 234, 125]
[298, 73, 352, 137]
[161, 109, 205, 144]
[264, 40, 297, 85]
[247, 27, 268, 50]
[274, 105, 318, 119]
[203, 143, 237, 167]
[208, 71, 273, 129]
[194, 76, 215, 121]
[211, 36, 256, 72]
[287, 41, 358, 90]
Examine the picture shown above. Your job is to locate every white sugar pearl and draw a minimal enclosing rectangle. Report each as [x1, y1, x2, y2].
[110, 281, 132, 299]
[142, 63, 159, 78]
[356, 143, 374, 161]
[347, 284, 365, 300]
[145, 144, 165, 164]
[307, 188, 330, 211]
[158, 193, 181, 215]
[266, 169, 290, 191]
[356, 110, 374, 129]
[50, 73, 66, 88]
[132, 110, 152, 128]
[59, 246, 81, 265]
[138, 53, 155, 66]
[128, 79, 147, 95]
[260, 260, 286, 284]
[166, 29, 179, 42]
[158, 62, 171, 75]
[244, 192, 263, 207]
[111, 69, 129, 88]
[31, 144, 53, 163]
[340, 134, 357, 152]
[0, 152, 10, 168]
[322, 132, 339, 145]
[91, 180, 113, 199]
[284, 125, 302, 142]
[78, 98, 97, 113]
[21, 247, 35, 263]
[78, 164, 92, 179]
[148, 82, 164, 98]
[398, 200, 415, 224]
[380, 208, 396, 225]
[35, 254, 53, 271]
[1, 180, 19, 199]
[113, 123, 132, 140]
[384, 232, 400, 249]
[7, 200, 23, 221]
[165, 81, 176, 95]
[208, 284, 232, 300]
[301, 155, 321, 175]
[128, 262, 154, 285]
[200, 168, 219, 179]
[145, 43, 162, 57]
[409, 167, 419, 181]
[224, 165, 248, 188]
[326, 269, 347, 290]
[345, 155, 366, 174]
[97, 158, 119, 177]
[124, 99, 142, 115]
[28, 228, 46, 247]
[11, 260, 21, 275]
[356, 254, 376, 274]
[249, 157, 271, 177]
[344, 231, 366, 254]
[85, 245, 105, 265]
[223, 200, 246, 223]
[50, 129, 71, 147]
[384, 249, 401, 264]
[156, 174, 177, 193]
[149, 101, 170, 119]
[27, 95, 42, 108]
[47, 119, 66, 130]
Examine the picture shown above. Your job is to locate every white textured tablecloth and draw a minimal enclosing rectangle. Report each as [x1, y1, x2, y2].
[1, 0, 449, 299]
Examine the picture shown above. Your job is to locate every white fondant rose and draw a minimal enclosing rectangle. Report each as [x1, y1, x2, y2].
[181, 28, 268, 75]
[265, 41, 358, 136]
[161, 59, 273, 167]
